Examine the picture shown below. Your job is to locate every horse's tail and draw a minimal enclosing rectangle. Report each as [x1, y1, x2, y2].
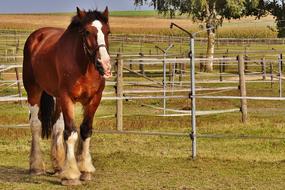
[40, 91, 55, 139]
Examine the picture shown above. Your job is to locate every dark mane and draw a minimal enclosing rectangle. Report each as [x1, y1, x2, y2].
[69, 9, 108, 29]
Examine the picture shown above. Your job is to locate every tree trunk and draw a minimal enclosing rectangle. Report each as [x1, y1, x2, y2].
[205, 29, 215, 72]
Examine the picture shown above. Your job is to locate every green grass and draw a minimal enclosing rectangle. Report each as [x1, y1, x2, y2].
[1, 75, 285, 189]
[0, 126, 285, 189]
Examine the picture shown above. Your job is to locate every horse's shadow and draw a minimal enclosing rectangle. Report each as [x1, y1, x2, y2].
[0, 165, 60, 185]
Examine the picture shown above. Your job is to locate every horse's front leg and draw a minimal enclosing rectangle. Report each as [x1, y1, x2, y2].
[77, 94, 102, 181]
[59, 94, 81, 185]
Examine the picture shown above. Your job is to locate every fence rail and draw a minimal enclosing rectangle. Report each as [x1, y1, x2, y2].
[1, 50, 285, 159]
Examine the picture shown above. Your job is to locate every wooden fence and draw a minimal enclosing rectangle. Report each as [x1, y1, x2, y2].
[1, 32, 285, 58]
[1, 52, 285, 160]
[2, 53, 284, 126]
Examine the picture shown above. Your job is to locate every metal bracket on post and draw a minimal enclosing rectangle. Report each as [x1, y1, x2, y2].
[188, 51, 192, 59]
[189, 131, 194, 141]
[188, 92, 192, 99]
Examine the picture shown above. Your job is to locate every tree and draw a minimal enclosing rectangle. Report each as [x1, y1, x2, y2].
[264, 0, 285, 37]
[135, 0, 262, 71]
[242, 0, 285, 37]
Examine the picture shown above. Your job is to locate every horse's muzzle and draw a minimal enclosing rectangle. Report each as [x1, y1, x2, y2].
[98, 58, 112, 78]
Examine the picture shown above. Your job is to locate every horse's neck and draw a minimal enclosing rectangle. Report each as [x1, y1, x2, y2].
[61, 29, 89, 72]
[61, 29, 83, 55]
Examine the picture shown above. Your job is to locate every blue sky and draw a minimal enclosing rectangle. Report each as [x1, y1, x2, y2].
[0, 0, 152, 13]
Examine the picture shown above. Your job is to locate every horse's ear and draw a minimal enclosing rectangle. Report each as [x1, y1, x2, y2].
[103, 6, 109, 18]
[76, 7, 86, 19]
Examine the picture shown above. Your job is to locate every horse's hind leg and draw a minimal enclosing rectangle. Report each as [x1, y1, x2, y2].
[27, 87, 45, 175]
[51, 99, 65, 175]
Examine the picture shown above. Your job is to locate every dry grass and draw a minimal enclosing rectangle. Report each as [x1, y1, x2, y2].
[0, 14, 277, 37]
[0, 14, 71, 30]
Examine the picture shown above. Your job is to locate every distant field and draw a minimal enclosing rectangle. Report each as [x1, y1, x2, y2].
[110, 10, 158, 17]
[0, 11, 277, 38]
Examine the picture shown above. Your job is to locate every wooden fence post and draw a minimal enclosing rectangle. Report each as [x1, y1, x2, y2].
[182, 63, 186, 75]
[238, 55, 247, 123]
[129, 59, 133, 71]
[116, 54, 123, 131]
[140, 38, 143, 53]
[139, 53, 145, 76]
[5, 49, 8, 62]
[278, 55, 282, 97]
[280, 53, 283, 71]
[16, 38, 20, 52]
[15, 67, 23, 106]
[199, 54, 204, 72]
[179, 37, 183, 54]
[169, 61, 173, 83]
[219, 59, 223, 82]
[270, 63, 273, 88]
[222, 49, 229, 73]
[179, 62, 183, 86]
[121, 41, 124, 52]
[244, 47, 248, 71]
[261, 57, 266, 80]
[222, 55, 226, 73]
[15, 38, 20, 61]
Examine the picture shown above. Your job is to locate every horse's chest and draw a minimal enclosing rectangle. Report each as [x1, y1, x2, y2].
[71, 77, 102, 102]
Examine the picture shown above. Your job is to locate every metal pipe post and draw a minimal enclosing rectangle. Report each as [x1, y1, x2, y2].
[190, 37, 197, 159]
[116, 54, 123, 131]
[169, 22, 214, 159]
[155, 44, 174, 115]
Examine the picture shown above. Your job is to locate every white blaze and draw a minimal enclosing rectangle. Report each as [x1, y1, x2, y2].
[91, 20, 110, 63]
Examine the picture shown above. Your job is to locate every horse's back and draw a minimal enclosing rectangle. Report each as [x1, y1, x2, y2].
[23, 27, 64, 96]
[24, 27, 64, 58]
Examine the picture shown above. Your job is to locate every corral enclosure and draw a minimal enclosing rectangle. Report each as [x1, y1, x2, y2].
[0, 12, 285, 189]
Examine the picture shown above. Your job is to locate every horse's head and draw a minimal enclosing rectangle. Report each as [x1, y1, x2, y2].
[74, 7, 111, 78]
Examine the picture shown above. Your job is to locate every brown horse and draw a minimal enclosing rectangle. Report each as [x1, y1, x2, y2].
[22, 7, 111, 185]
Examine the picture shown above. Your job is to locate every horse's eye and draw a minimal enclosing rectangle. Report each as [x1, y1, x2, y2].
[85, 30, 90, 35]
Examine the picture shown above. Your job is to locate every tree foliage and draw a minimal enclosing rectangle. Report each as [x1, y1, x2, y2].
[135, 0, 285, 37]
[134, 0, 266, 71]
[135, 0, 262, 28]
[265, 0, 285, 37]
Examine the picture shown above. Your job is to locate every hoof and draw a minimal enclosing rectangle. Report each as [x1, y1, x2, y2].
[53, 171, 61, 176]
[80, 172, 92, 181]
[53, 169, 62, 176]
[29, 169, 45, 176]
[61, 179, 81, 186]
[46, 170, 61, 176]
